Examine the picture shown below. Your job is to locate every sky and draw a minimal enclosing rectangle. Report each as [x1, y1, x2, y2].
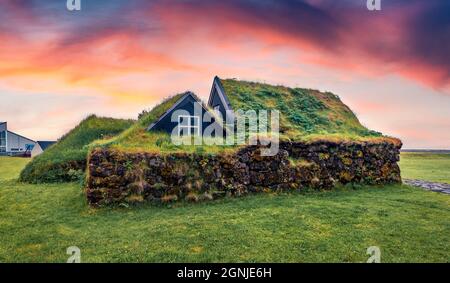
[0, 0, 449, 149]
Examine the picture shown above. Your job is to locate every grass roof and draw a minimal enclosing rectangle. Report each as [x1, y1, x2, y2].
[96, 79, 399, 154]
[19, 115, 134, 183]
[219, 78, 383, 141]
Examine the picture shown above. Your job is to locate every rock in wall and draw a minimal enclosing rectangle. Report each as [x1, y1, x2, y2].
[86, 140, 401, 206]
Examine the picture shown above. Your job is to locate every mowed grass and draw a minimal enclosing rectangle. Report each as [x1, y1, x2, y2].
[400, 152, 450, 183]
[0, 157, 30, 181]
[0, 156, 449, 263]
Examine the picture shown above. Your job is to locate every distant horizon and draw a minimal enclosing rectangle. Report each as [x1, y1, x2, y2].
[0, 1, 449, 149]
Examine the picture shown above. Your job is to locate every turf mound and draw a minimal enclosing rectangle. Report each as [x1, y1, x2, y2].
[19, 115, 134, 183]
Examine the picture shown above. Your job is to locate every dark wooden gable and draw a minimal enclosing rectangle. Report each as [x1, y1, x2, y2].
[207, 76, 234, 120]
[147, 92, 217, 135]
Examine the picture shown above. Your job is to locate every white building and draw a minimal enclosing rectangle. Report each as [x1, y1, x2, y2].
[0, 122, 36, 156]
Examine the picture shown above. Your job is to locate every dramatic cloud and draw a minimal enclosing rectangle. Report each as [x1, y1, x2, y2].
[0, 0, 449, 148]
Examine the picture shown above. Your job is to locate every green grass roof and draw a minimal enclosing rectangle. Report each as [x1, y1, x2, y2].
[137, 92, 187, 129]
[19, 115, 134, 182]
[96, 79, 400, 154]
[219, 78, 382, 140]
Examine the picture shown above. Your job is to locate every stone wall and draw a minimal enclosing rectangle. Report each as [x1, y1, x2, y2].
[86, 140, 401, 206]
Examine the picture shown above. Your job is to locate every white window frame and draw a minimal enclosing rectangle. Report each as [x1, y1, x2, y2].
[178, 115, 200, 136]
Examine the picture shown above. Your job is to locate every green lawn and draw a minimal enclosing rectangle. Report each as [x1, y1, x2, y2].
[0, 155, 448, 263]
[0, 157, 30, 181]
[400, 152, 450, 183]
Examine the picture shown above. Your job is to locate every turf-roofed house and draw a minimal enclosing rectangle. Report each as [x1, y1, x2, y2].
[86, 76, 402, 206]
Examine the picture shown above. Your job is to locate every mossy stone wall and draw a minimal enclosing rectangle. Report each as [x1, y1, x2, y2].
[86, 141, 401, 206]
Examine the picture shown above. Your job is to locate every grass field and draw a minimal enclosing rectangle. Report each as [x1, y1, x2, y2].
[0, 157, 29, 181]
[0, 154, 448, 263]
[400, 152, 450, 183]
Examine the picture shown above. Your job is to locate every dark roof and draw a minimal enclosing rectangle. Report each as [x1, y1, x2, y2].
[208, 76, 233, 110]
[37, 141, 56, 151]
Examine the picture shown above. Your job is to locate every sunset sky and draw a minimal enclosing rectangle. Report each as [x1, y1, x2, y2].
[0, 0, 449, 149]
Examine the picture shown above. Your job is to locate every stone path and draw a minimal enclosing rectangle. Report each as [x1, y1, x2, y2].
[403, 179, 450, 195]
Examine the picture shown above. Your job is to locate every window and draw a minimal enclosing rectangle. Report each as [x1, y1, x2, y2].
[0, 131, 6, 152]
[178, 115, 200, 136]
